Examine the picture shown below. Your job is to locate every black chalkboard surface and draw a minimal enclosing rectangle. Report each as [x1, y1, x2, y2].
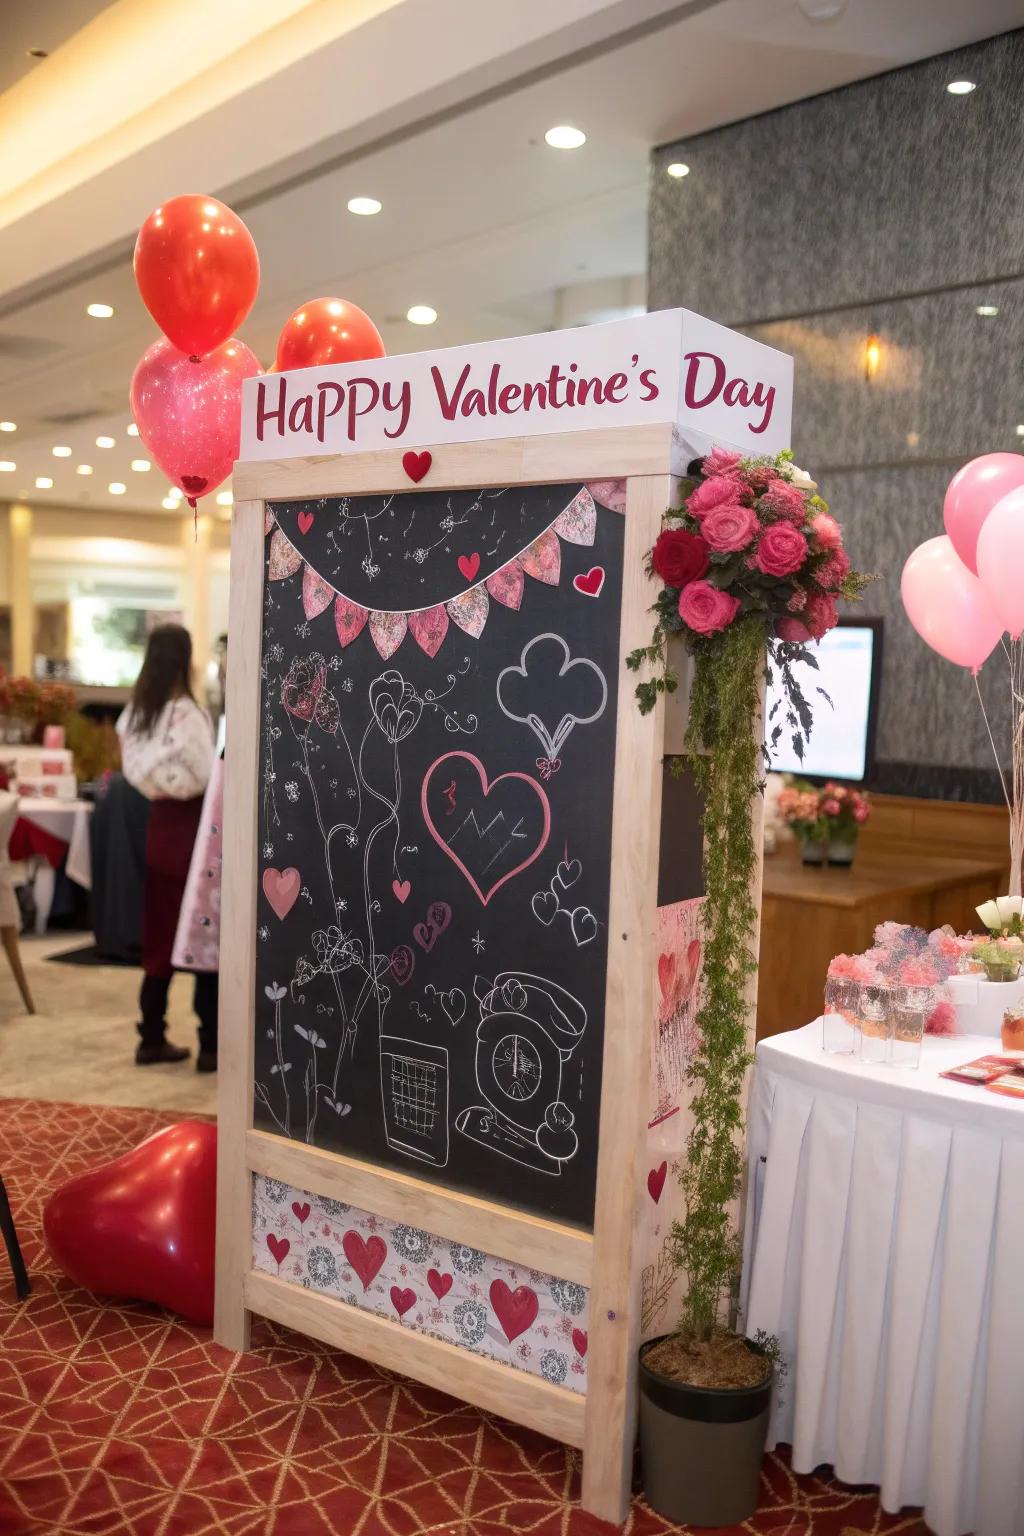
[253, 482, 624, 1227]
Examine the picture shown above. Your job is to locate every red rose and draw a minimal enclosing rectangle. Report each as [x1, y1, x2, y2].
[651, 528, 710, 587]
[701, 503, 758, 553]
[756, 522, 808, 577]
[678, 579, 741, 635]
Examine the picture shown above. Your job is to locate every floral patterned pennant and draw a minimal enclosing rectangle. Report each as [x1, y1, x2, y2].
[369, 610, 408, 659]
[334, 595, 369, 648]
[268, 527, 303, 581]
[486, 561, 525, 610]
[302, 565, 335, 621]
[552, 486, 597, 546]
[408, 605, 449, 658]
[518, 527, 561, 586]
[446, 585, 489, 638]
[264, 506, 275, 535]
[585, 479, 627, 514]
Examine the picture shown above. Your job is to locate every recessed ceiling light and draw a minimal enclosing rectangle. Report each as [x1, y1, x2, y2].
[666, 162, 690, 179]
[126, 423, 140, 437]
[161, 495, 178, 510]
[545, 125, 586, 150]
[35, 476, 53, 489]
[0, 461, 15, 472]
[947, 80, 976, 95]
[95, 435, 115, 448]
[26, 47, 49, 60]
[347, 196, 382, 216]
[407, 305, 437, 326]
[131, 459, 151, 472]
[0, 421, 15, 432]
[76, 464, 93, 476]
[108, 482, 126, 495]
[166, 486, 183, 502]
[216, 490, 233, 506]
[52, 445, 72, 457]
[976, 304, 999, 317]
[87, 303, 114, 319]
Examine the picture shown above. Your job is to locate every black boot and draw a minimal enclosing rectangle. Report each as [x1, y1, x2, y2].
[194, 972, 219, 1073]
[136, 974, 190, 1065]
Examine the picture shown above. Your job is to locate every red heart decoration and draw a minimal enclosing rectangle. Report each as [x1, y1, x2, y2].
[573, 565, 605, 598]
[262, 866, 301, 920]
[457, 552, 481, 582]
[572, 1327, 588, 1358]
[42, 1121, 217, 1325]
[427, 1268, 453, 1301]
[402, 449, 432, 483]
[648, 1161, 668, 1204]
[391, 878, 411, 905]
[657, 952, 677, 1003]
[489, 1279, 539, 1342]
[267, 1233, 290, 1267]
[342, 1230, 387, 1291]
[297, 510, 314, 535]
[291, 1201, 310, 1225]
[390, 1285, 416, 1318]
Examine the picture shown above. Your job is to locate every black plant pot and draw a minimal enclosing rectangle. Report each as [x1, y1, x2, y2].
[638, 1337, 773, 1527]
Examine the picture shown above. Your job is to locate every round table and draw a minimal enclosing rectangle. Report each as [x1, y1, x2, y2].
[741, 1021, 1024, 1536]
[9, 799, 93, 933]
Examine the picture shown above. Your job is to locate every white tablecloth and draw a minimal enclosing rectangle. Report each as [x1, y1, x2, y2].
[15, 798, 92, 933]
[741, 1022, 1024, 1536]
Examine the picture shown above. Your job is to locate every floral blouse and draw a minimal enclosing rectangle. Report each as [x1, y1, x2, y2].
[116, 696, 214, 801]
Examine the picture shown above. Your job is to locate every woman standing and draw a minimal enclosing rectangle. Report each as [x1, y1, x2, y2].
[116, 624, 216, 1068]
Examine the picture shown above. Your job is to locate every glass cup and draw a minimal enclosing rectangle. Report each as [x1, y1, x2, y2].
[891, 983, 929, 1069]
[823, 976, 859, 1054]
[857, 984, 893, 1065]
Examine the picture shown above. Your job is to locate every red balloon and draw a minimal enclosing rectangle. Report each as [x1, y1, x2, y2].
[130, 336, 261, 503]
[42, 1121, 216, 1325]
[275, 297, 385, 371]
[134, 194, 260, 357]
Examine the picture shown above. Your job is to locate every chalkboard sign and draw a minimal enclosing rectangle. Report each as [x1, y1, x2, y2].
[253, 482, 624, 1227]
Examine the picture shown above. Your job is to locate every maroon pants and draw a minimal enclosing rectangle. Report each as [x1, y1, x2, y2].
[142, 796, 203, 976]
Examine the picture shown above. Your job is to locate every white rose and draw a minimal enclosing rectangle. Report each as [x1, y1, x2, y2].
[785, 463, 817, 491]
[996, 894, 1023, 925]
[976, 899, 1002, 933]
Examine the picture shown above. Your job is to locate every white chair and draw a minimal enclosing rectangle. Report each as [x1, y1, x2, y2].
[0, 791, 34, 1014]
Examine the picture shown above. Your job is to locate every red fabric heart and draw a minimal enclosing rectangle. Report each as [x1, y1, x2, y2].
[267, 1233, 290, 1267]
[262, 867, 300, 920]
[489, 1279, 539, 1342]
[573, 565, 605, 597]
[291, 1201, 310, 1225]
[648, 1161, 668, 1204]
[427, 1269, 453, 1301]
[342, 1231, 387, 1291]
[392, 878, 411, 904]
[402, 450, 432, 483]
[297, 510, 314, 535]
[390, 1285, 416, 1318]
[457, 552, 481, 582]
[572, 1327, 588, 1358]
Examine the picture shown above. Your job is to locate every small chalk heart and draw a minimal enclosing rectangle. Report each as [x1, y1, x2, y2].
[392, 878, 411, 904]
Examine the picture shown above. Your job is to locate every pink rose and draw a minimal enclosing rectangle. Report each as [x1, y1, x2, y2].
[761, 480, 806, 522]
[687, 476, 747, 518]
[701, 502, 758, 552]
[805, 592, 838, 639]
[810, 512, 843, 550]
[817, 548, 851, 588]
[678, 579, 741, 635]
[756, 522, 808, 577]
[776, 615, 812, 642]
[853, 803, 870, 823]
[822, 799, 841, 817]
[702, 446, 743, 479]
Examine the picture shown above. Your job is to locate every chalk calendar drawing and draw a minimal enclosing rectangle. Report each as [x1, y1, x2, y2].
[253, 482, 624, 1226]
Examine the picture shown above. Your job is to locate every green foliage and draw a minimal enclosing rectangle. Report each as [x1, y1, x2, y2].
[626, 628, 678, 716]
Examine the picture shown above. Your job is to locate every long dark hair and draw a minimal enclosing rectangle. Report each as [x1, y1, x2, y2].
[129, 623, 195, 735]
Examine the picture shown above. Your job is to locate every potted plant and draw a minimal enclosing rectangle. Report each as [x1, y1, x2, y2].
[776, 781, 828, 863]
[627, 447, 870, 1526]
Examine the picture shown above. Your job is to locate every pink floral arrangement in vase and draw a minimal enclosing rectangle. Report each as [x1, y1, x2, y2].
[778, 778, 871, 865]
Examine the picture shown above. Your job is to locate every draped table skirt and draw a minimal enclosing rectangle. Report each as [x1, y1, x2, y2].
[741, 1022, 1024, 1536]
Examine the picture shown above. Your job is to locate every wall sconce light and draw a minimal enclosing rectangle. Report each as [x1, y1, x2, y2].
[864, 333, 881, 381]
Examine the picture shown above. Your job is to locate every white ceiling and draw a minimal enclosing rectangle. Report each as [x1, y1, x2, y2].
[0, 0, 113, 95]
[0, 0, 1019, 515]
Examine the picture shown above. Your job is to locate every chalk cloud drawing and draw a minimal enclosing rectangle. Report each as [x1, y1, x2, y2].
[495, 633, 607, 772]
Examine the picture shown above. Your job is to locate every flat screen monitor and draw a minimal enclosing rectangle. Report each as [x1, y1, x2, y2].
[765, 618, 882, 784]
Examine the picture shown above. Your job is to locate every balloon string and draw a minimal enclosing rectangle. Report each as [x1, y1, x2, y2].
[974, 671, 1012, 815]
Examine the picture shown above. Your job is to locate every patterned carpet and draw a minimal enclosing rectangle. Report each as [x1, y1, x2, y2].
[0, 1098, 928, 1535]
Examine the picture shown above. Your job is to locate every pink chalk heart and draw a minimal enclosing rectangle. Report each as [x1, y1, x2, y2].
[402, 449, 432, 483]
[648, 1161, 668, 1204]
[573, 565, 605, 598]
[389, 945, 415, 986]
[457, 552, 481, 582]
[572, 1328, 588, 1358]
[489, 1279, 539, 1343]
[342, 1230, 387, 1291]
[390, 1285, 416, 1318]
[267, 1233, 290, 1267]
[291, 1201, 310, 1225]
[392, 878, 411, 905]
[263, 866, 300, 920]
[297, 510, 314, 535]
[413, 900, 452, 952]
[421, 752, 550, 906]
[427, 1268, 453, 1301]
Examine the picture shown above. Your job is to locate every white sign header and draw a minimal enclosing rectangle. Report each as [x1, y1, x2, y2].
[238, 308, 792, 463]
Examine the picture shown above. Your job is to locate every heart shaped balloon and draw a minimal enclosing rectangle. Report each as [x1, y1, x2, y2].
[42, 1120, 216, 1325]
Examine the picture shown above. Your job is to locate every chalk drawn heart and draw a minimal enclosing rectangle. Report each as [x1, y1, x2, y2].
[297, 510, 314, 535]
[263, 867, 300, 920]
[390, 1285, 416, 1318]
[428, 1269, 453, 1301]
[422, 751, 550, 907]
[389, 944, 415, 985]
[569, 906, 598, 947]
[555, 857, 582, 890]
[648, 1162, 668, 1204]
[489, 1279, 539, 1342]
[343, 1231, 387, 1291]
[572, 1328, 588, 1358]
[413, 901, 451, 952]
[326, 1097, 352, 1116]
[573, 565, 605, 597]
[531, 889, 559, 926]
[439, 988, 466, 1026]
[266, 1234, 290, 1267]
[402, 449, 432, 483]
[392, 878, 411, 904]
[291, 1201, 310, 1225]
[457, 552, 481, 583]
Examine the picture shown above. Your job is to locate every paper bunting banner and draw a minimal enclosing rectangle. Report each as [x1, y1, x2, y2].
[518, 526, 561, 585]
[264, 506, 275, 535]
[447, 585, 489, 638]
[334, 595, 368, 648]
[369, 610, 408, 659]
[408, 605, 449, 658]
[268, 527, 302, 581]
[553, 487, 597, 545]
[486, 561, 525, 610]
[302, 565, 335, 620]
[585, 479, 627, 514]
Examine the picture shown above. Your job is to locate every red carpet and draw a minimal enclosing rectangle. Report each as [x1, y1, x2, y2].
[0, 1098, 927, 1535]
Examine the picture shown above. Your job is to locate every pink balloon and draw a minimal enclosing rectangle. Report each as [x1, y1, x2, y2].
[130, 336, 261, 504]
[976, 486, 1024, 640]
[943, 452, 1024, 574]
[901, 535, 1003, 672]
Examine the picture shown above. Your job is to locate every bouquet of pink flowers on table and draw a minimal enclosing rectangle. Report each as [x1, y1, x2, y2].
[778, 779, 871, 847]
[825, 923, 970, 1035]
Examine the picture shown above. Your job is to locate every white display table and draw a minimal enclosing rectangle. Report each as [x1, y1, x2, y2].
[741, 1022, 1024, 1536]
[14, 798, 93, 933]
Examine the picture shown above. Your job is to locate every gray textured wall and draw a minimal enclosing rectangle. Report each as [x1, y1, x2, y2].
[649, 30, 1024, 799]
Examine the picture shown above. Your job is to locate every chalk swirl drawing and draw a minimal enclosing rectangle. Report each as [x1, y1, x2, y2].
[421, 751, 551, 906]
[495, 633, 607, 765]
